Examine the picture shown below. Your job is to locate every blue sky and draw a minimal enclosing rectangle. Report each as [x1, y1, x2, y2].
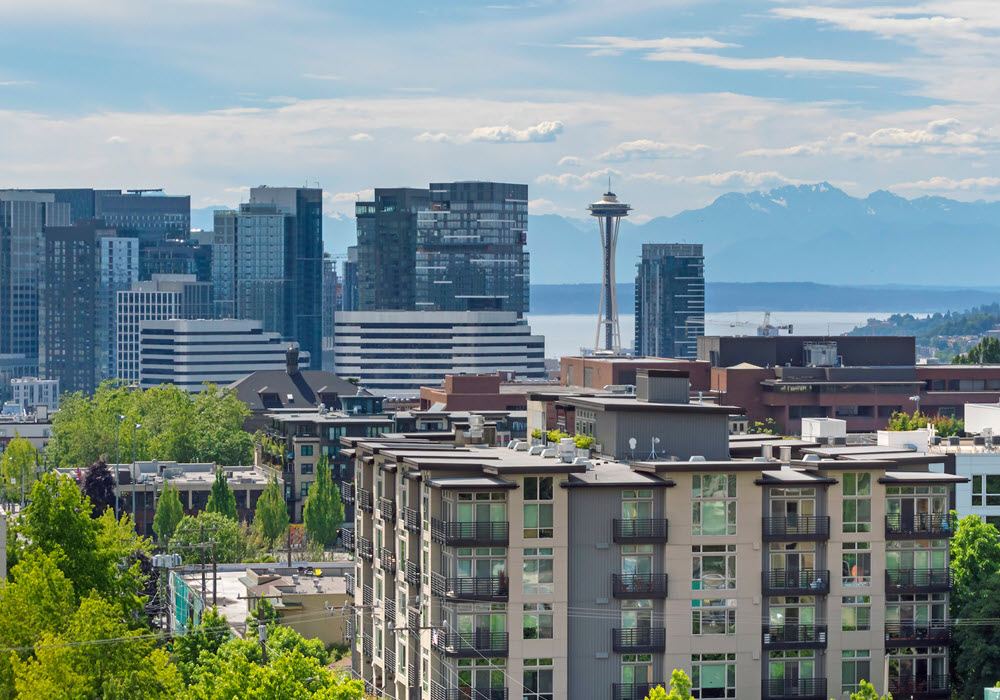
[1, 0, 999, 226]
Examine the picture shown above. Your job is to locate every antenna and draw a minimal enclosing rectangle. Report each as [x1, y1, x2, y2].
[648, 436, 661, 460]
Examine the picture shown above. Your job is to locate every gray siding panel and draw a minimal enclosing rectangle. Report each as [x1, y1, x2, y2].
[614, 411, 729, 461]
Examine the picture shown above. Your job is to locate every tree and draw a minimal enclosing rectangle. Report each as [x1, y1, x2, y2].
[153, 481, 185, 543]
[645, 669, 693, 700]
[253, 476, 289, 548]
[848, 679, 892, 700]
[172, 511, 262, 565]
[303, 457, 343, 548]
[206, 468, 238, 521]
[951, 514, 1000, 699]
[953, 336, 1000, 364]
[172, 607, 231, 684]
[545, 429, 569, 444]
[81, 457, 116, 517]
[246, 598, 283, 628]
[748, 418, 778, 435]
[888, 410, 964, 437]
[0, 433, 40, 503]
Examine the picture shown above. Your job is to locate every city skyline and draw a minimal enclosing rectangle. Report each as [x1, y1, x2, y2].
[0, 1, 998, 224]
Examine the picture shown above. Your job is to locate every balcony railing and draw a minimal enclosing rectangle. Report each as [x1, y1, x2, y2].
[762, 515, 830, 542]
[431, 686, 508, 700]
[363, 585, 373, 607]
[762, 623, 828, 650]
[431, 519, 509, 547]
[358, 536, 373, 562]
[762, 569, 830, 596]
[885, 513, 956, 539]
[385, 596, 396, 622]
[885, 621, 953, 647]
[888, 675, 950, 700]
[612, 573, 668, 599]
[612, 518, 668, 544]
[405, 560, 421, 587]
[358, 488, 373, 513]
[362, 634, 373, 659]
[385, 647, 395, 676]
[762, 678, 827, 700]
[340, 528, 355, 552]
[379, 547, 396, 575]
[379, 497, 396, 522]
[611, 627, 666, 653]
[613, 683, 666, 700]
[885, 568, 954, 593]
[403, 507, 421, 534]
[407, 609, 420, 638]
[345, 572, 354, 592]
[431, 631, 509, 658]
[431, 573, 509, 602]
[339, 481, 355, 505]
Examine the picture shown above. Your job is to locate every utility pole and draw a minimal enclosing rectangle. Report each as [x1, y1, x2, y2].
[114, 414, 125, 518]
[131, 422, 142, 527]
[212, 539, 218, 607]
[259, 617, 268, 665]
[200, 523, 206, 606]
[286, 529, 293, 568]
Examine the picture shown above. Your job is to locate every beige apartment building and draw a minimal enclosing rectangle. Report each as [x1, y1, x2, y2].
[341, 371, 961, 700]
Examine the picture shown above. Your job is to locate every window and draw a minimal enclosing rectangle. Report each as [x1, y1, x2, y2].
[300, 483, 310, 498]
[523, 658, 553, 700]
[300, 463, 313, 475]
[524, 477, 553, 539]
[457, 659, 505, 694]
[842, 650, 871, 695]
[692, 545, 737, 590]
[523, 548, 554, 594]
[972, 475, 1000, 506]
[842, 473, 872, 533]
[842, 543, 872, 587]
[842, 596, 871, 631]
[692, 599, 737, 635]
[692, 474, 737, 536]
[523, 603, 553, 639]
[622, 654, 652, 686]
[692, 653, 736, 699]
[300, 445, 313, 456]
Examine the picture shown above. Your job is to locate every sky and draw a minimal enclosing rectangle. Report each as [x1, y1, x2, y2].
[1, 0, 999, 229]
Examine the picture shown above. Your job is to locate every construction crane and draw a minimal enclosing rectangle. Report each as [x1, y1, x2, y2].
[728, 312, 793, 336]
[126, 188, 164, 195]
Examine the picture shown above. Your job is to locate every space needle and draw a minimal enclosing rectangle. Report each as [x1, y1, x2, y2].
[588, 185, 631, 353]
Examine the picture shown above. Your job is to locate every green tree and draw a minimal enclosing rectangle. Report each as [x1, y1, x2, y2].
[951, 514, 1000, 699]
[0, 433, 40, 503]
[953, 336, 1000, 364]
[153, 481, 185, 543]
[303, 457, 343, 548]
[748, 418, 778, 435]
[246, 598, 283, 628]
[888, 410, 964, 437]
[848, 679, 892, 700]
[545, 429, 569, 444]
[645, 669, 693, 700]
[206, 468, 238, 521]
[253, 476, 289, 548]
[172, 511, 262, 565]
[81, 457, 116, 517]
[172, 607, 231, 684]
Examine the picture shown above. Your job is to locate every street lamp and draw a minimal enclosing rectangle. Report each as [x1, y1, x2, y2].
[908, 395, 921, 420]
[131, 423, 142, 527]
[114, 415, 126, 518]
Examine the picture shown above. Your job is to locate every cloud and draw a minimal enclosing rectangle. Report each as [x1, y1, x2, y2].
[0, 80, 34, 87]
[741, 143, 827, 158]
[631, 170, 801, 188]
[466, 120, 564, 143]
[597, 139, 710, 161]
[414, 131, 451, 143]
[350, 132, 373, 142]
[557, 156, 582, 167]
[891, 176, 1000, 192]
[302, 73, 342, 81]
[535, 167, 622, 189]
[564, 36, 734, 56]
[325, 188, 375, 203]
[106, 135, 128, 144]
[528, 198, 560, 214]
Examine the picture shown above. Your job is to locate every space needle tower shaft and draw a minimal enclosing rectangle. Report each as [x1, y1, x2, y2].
[588, 187, 631, 353]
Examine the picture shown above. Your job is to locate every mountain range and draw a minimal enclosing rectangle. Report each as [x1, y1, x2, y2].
[194, 182, 1000, 287]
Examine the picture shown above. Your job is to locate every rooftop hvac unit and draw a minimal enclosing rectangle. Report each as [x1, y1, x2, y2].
[528, 445, 544, 456]
[803, 342, 838, 367]
[540, 448, 557, 458]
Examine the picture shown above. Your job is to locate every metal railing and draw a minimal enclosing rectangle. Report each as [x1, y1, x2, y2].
[431, 631, 509, 658]
[339, 481, 355, 505]
[431, 519, 509, 547]
[363, 585, 373, 607]
[340, 528, 355, 552]
[761, 569, 830, 595]
[403, 507, 421, 533]
[431, 685, 508, 700]
[762, 623, 828, 650]
[612, 683, 667, 700]
[611, 627, 666, 653]
[379, 497, 396, 522]
[385, 647, 395, 676]
[887, 675, 950, 700]
[612, 518, 668, 543]
[385, 597, 396, 622]
[430, 573, 509, 602]
[762, 515, 830, 541]
[405, 560, 421, 587]
[885, 513, 956, 539]
[358, 536, 373, 561]
[612, 573, 668, 598]
[885, 568, 953, 593]
[379, 547, 396, 575]
[762, 678, 827, 700]
[362, 634, 373, 659]
[884, 621, 952, 647]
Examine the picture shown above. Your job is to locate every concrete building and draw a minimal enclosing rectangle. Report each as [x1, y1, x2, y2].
[561, 356, 712, 393]
[205, 210, 237, 318]
[139, 239, 212, 282]
[0, 418, 53, 455]
[10, 377, 59, 413]
[419, 373, 558, 412]
[138, 319, 292, 391]
[116, 274, 213, 384]
[333, 311, 546, 397]
[98, 236, 140, 382]
[344, 372, 961, 700]
[634, 243, 705, 360]
[0, 354, 37, 405]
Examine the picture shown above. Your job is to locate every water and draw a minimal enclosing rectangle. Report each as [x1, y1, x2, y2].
[527, 311, 911, 359]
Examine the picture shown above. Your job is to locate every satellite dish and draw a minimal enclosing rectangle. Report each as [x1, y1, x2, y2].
[652, 437, 661, 445]
[629, 438, 637, 450]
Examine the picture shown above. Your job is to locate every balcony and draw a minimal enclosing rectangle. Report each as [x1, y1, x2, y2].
[362, 634, 373, 659]
[762, 569, 830, 596]
[612, 518, 668, 544]
[762, 623, 828, 650]
[885, 513, 956, 539]
[884, 621, 952, 647]
[385, 596, 396, 622]
[431, 630, 509, 658]
[407, 609, 420, 638]
[431, 686, 508, 700]
[762, 678, 827, 700]
[405, 560, 421, 587]
[385, 647, 395, 676]
[888, 675, 950, 700]
[358, 536, 373, 562]
[363, 585, 373, 607]
[431, 573, 509, 602]
[612, 573, 668, 599]
[379, 547, 396, 575]
[339, 481, 355, 505]
[762, 515, 830, 542]
[340, 528, 355, 552]
[885, 569, 953, 593]
[613, 683, 666, 700]
[431, 519, 509, 547]
[403, 507, 421, 534]
[611, 627, 666, 653]
[358, 488, 373, 513]
[379, 497, 396, 522]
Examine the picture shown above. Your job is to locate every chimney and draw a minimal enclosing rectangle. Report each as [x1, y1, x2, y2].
[286, 346, 299, 375]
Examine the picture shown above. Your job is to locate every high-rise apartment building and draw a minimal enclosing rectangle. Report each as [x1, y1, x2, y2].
[98, 236, 139, 382]
[635, 244, 705, 359]
[341, 246, 360, 312]
[208, 209, 238, 318]
[116, 274, 212, 384]
[139, 239, 212, 282]
[323, 256, 338, 371]
[356, 188, 429, 311]
[98, 191, 191, 246]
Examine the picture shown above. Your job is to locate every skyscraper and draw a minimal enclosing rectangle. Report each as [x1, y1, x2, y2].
[356, 188, 429, 311]
[322, 255, 338, 371]
[98, 190, 191, 246]
[340, 246, 359, 312]
[208, 209, 238, 318]
[98, 236, 139, 383]
[634, 243, 705, 359]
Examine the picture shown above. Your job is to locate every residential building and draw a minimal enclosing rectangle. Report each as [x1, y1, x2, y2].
[98, 190, 191, 246]
[98, 235, 139, 382]
[356, 188, 430, 311]
[0, 354, 39, 405]
[419, 373, 558, 412]
[0, 418, 53, 455]
[10, 377, 59, 413]
[116, 274, 212, 384]
[342, 246, 360, 312]
[323, 256, 338, 371]
[634, 244, 705, 360]
[139, 238, 212, 282]
[205, 210, 237, 318]
[333, 311, 546, 397]
[561, 356, 711, 392]
[344, 369, 961, 700]
[138, 319, 293, 392]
